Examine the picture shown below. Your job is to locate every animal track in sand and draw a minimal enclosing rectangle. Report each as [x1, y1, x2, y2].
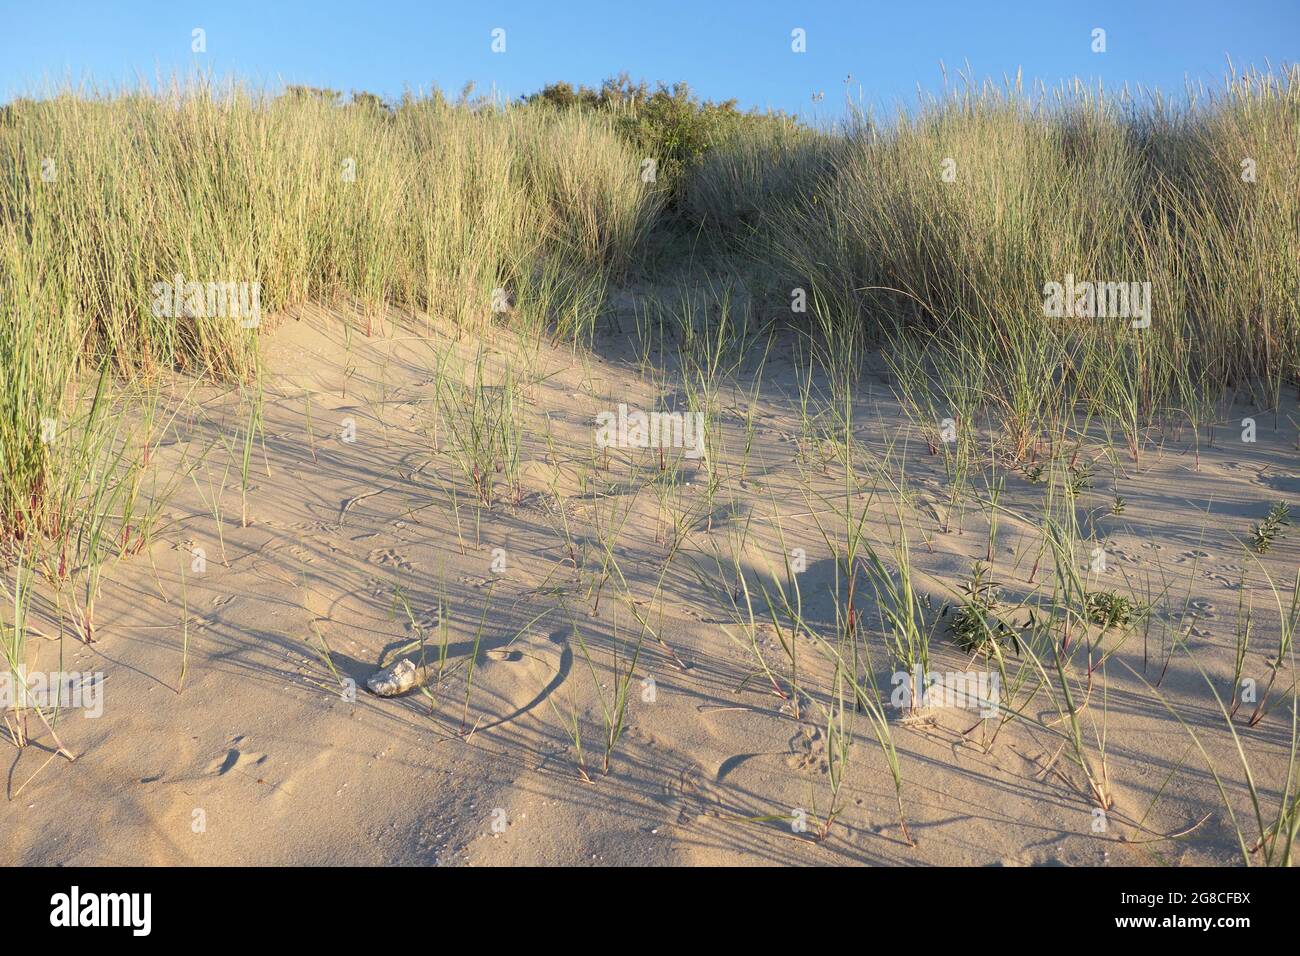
[1106, 545, 1138, 563]
[403, 607, 441, 635]
[287, 544, 315, 563]
[1160, 598, 1218, 621]
[206, 743, 267, 777]
[785, 725, 827, 774]
[1173, 549, 1214, 564]
[667, 765, 715, 825]
[1159, 600, 1217, 637]
[272, 517, 339, 537]
[367, 547, 413, 571]
[1255, 471, 1300, 495]
[1201, 556, 1242, 587]
[1202, 571, 1244, 589]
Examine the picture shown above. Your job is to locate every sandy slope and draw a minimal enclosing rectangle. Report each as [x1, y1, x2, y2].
[3, 302, 1298, 866]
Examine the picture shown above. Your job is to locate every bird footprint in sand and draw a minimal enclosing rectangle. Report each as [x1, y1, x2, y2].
[368, 547, 413, 571]
[1203, 571, 1243, 590]
[404, 607, 441, 635]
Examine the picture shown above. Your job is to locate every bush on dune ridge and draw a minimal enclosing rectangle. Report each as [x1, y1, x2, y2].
[525, 73, 804, 211]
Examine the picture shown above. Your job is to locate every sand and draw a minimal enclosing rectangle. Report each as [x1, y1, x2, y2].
[3, 299, 1298, 867]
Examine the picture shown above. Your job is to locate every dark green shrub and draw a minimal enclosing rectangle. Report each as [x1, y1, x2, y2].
[524, 74, 802, 211]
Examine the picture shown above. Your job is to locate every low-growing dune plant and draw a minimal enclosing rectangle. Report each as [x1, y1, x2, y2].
[1084, 590, 1140, 630]
[1250, 501, 1291, 554]
[948, 562, 1021, 655]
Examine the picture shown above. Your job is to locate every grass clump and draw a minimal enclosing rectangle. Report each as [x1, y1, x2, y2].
[0, 77, 662, 547]
[696, 66, 1300, 455]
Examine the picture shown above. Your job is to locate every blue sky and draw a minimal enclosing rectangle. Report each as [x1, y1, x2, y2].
[1, 1, 1296, 116]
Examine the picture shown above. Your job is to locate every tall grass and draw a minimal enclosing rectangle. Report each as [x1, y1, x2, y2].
[0, 76, 660, 546]
[693, 67, 1299, 439]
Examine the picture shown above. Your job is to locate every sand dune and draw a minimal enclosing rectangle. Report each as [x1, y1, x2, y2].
[3, 300, 1297, 867]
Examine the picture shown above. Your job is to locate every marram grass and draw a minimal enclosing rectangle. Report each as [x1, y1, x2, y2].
[0, 77, 660, 545]
[693, 67, 1299, 426]
[2, 67, 1298, 551]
